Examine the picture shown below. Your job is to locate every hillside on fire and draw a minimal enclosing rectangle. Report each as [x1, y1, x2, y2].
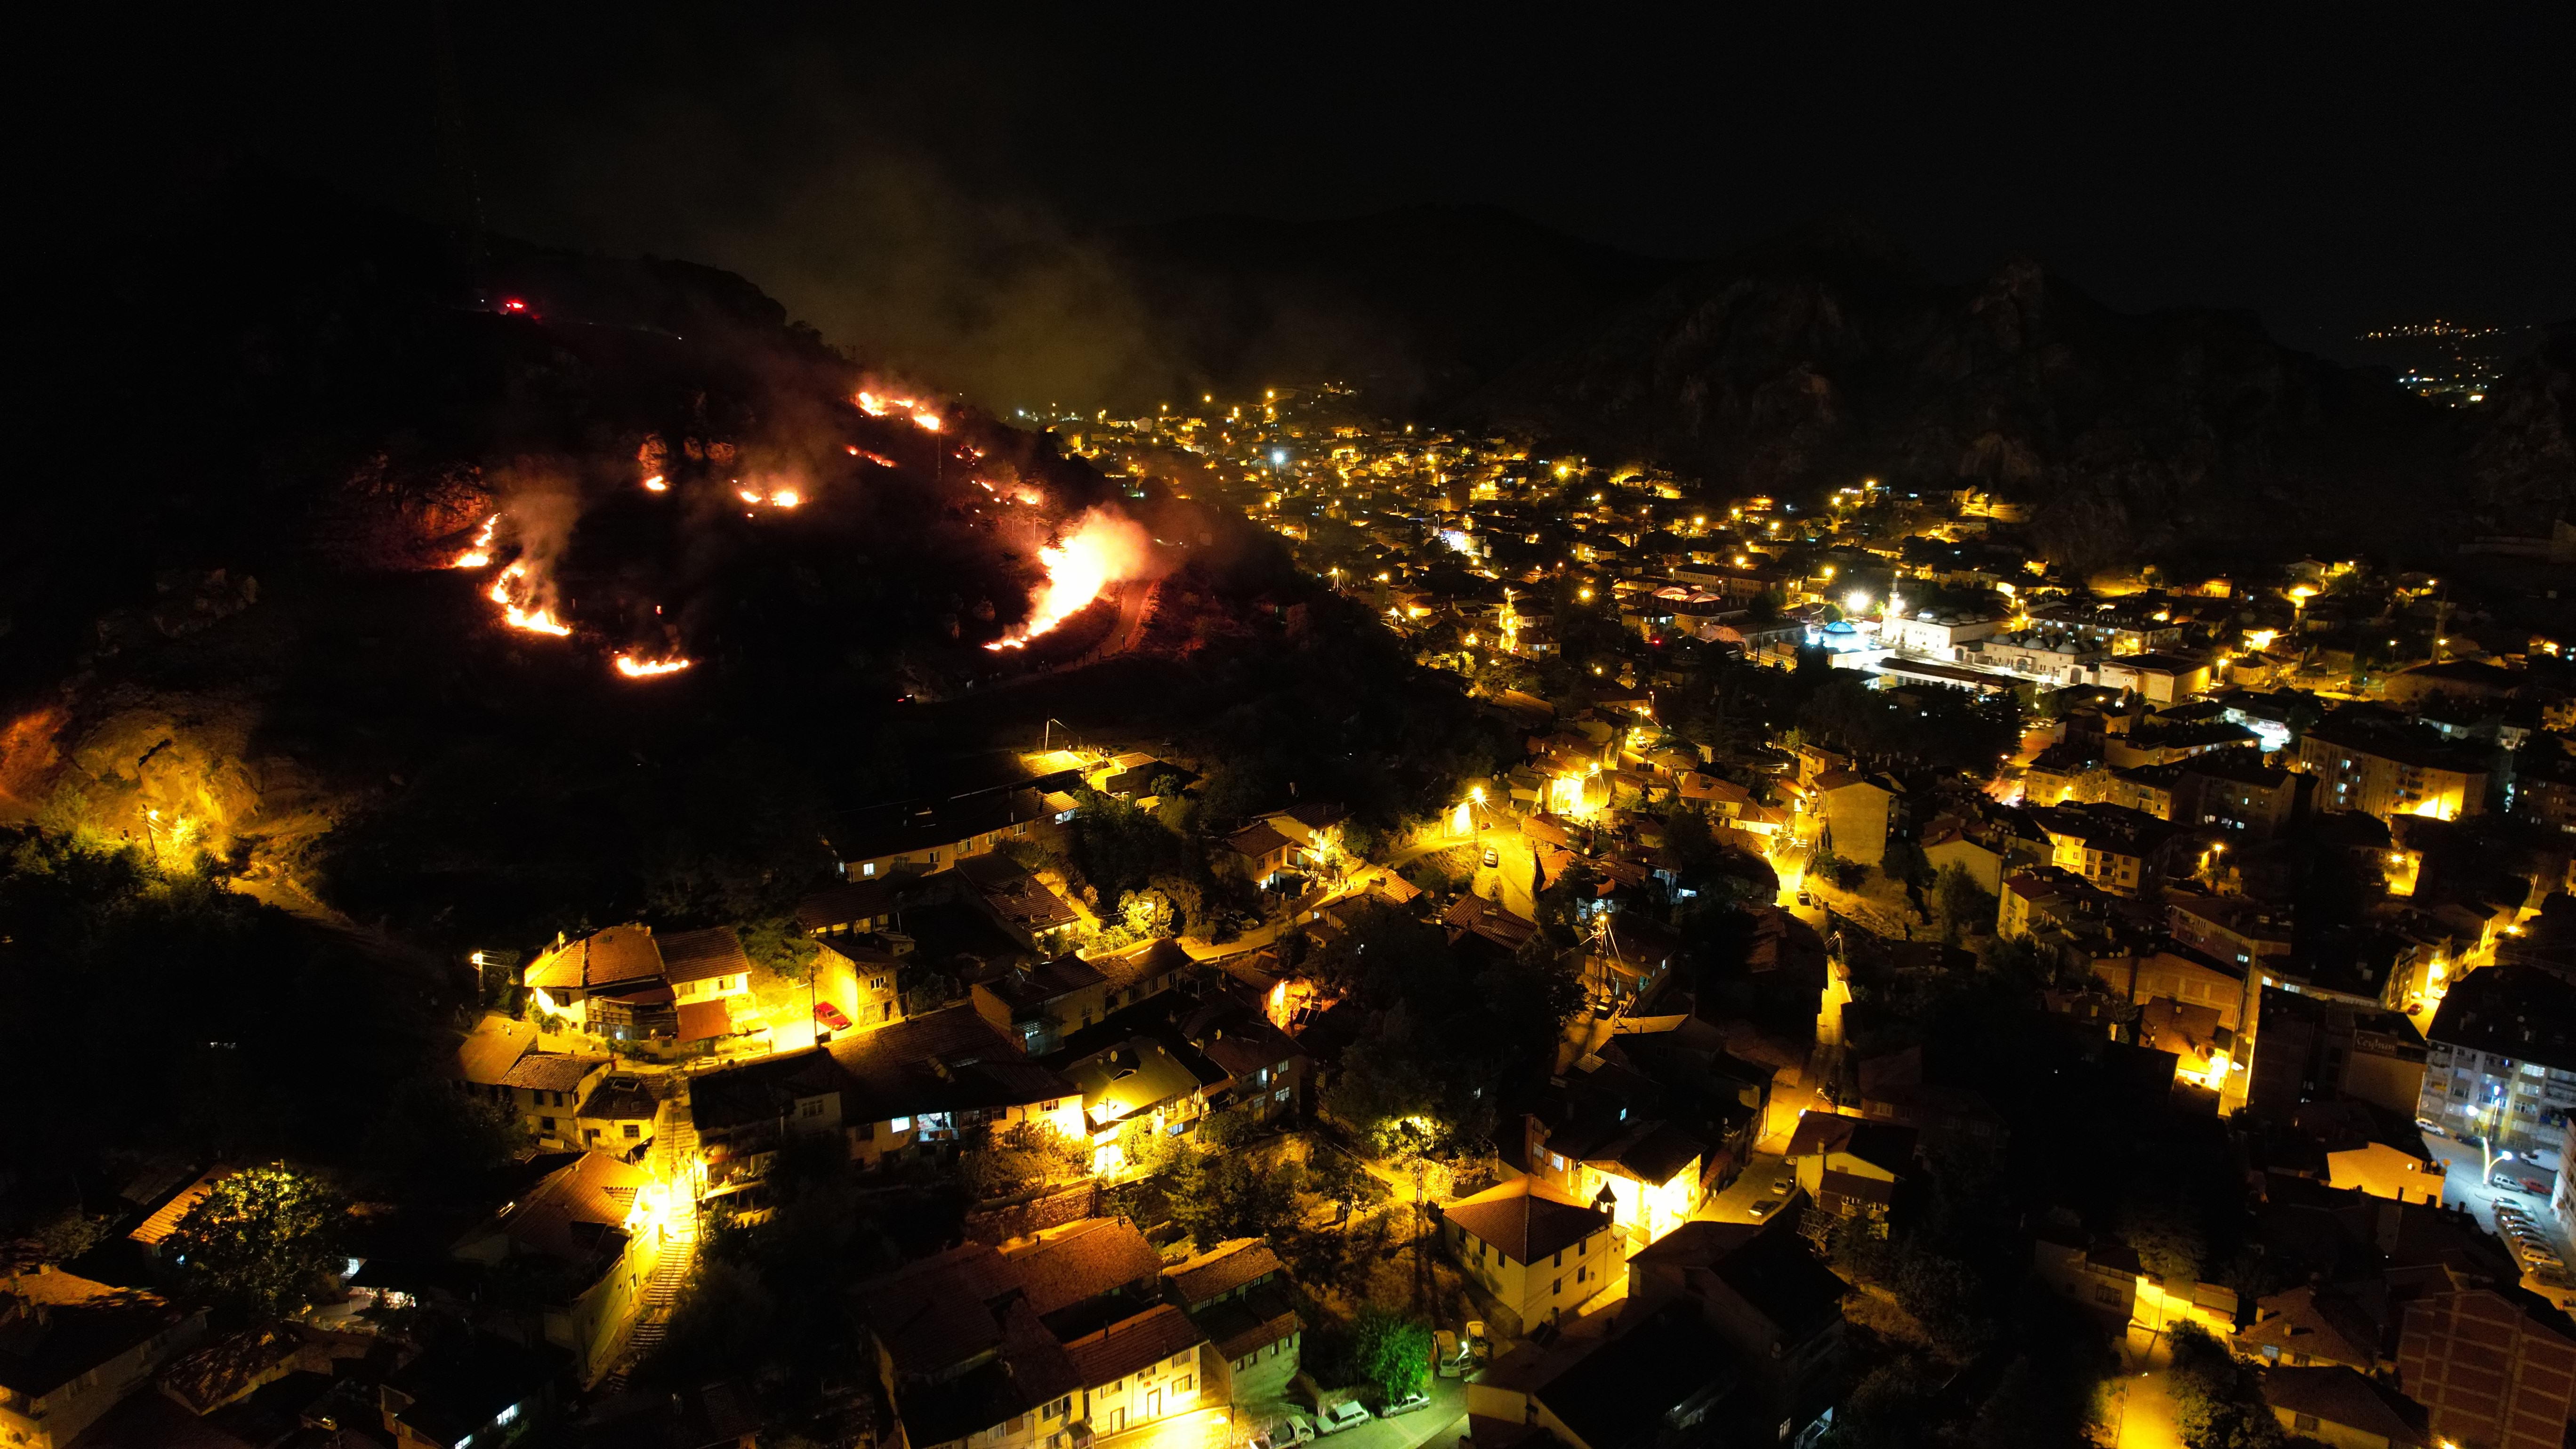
[0, 165, 1506, 1107]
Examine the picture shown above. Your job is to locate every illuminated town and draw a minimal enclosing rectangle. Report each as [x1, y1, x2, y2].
[5, 17, 2573, 1449]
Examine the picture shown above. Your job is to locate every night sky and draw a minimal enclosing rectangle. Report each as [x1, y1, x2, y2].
[46, 6, 2576, 372]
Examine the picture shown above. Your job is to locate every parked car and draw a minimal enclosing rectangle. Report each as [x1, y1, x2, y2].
[812, 1001, 853, 1032]
[1797, 890, 1814, 906]
[1255, 1417, 1316, 1449]
[1481, 847, 1500, 869]
[2497, 1178, 2536, 1195]
[2415, 1117, 2446, 1136]
[1382, 1392, 1433, 1418]
[2517, 1176, 2552, 1195]
[1317, 1402, 1372, 1436]
[1772, 1176, 1795, 1194]
[1750, 1198, 1783, 1217]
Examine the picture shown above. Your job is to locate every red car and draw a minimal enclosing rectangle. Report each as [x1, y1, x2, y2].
[812, 1001, 853, 1032]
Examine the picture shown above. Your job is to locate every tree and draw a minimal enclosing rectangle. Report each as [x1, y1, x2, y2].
[1346, 1307, 1433, 1401]
[1307, 1149, 1377, 1224]
[164, 1167, 341, 1316]
[2167, 1321, 2286, 1449]
[1934, 865, 2000, 944]
[958, 1121, 1090, 1200]
[1167, 1151, 1304, 1250]
[365, 1077, 530, 1189]
[740, 914, 820, 983]
[1826, 1363, 1936, 1449]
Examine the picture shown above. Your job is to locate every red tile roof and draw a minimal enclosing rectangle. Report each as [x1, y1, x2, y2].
[659, 926, 753, 985]
[1441, 1178, 1611, 1267]
[1164, 1240, 1283, 1308]
[1063, 1304, 1204, 1389]
[1010, 1219, 1162, 1318]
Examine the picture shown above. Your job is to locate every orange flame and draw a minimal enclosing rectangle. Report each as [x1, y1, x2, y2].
[643, 475, 668, 493]
[986, 510, 1152, 651]
[614, 654, 693, 678]
[769, 488, 801, 508]
[487, 561, 572, 636]
[450, 514, 499, 569]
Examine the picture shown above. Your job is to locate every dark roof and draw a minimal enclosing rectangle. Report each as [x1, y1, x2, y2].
[525, 924, 662, 990]
[1443, 1179, 1613, 1267]
[659, 926, 753, 985]
[794, 876, 915, 934]
[1191, 1284, 1303, 1361]
[1009, 1219, 1162, 1318]
[2425, 965, 2576, 1073]
[1225, 823, 1294, 859]
[856, 1243, 1022, 1377]
[1532, 1304, 1739, 1449]
[829, 1005, 1075, 1124]
[1092, 937, 1191, 993]
[1586, 1120, 1705, 1187]
[382, 1331, 564, 1446]
[2262, 1365, 2428, 1445]
[1062, 1304, 1204, 1390]
[499, 1054, 600, 1093]
[580, 1075, 657, 1123]
[0, 1269, 195, 1400]
[687, 1048, 850, 1134]
[1165, 1239, 1286, 1308]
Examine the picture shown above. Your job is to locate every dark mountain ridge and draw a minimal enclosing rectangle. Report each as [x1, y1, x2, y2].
[1467, 218, 2575, 570]
[1099, 203, 1690, 410]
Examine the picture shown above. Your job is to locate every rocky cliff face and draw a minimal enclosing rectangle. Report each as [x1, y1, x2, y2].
[1473, 224, 2567, 570]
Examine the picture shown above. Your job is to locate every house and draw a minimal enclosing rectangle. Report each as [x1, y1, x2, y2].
[2032, 1232, 2142, 1323]
[1784, 1115, 1915, 1240]
[125, 1166, 234, 1261]
[1068, 1035, 1213, 1159]
[974, 955, 1113, 1055]
[496, 1053, 610, 1150]
[2396, 1285, 2576, 1449]
[1624, 1216, 1849, 1437]
[829, 784, 1077, 882]
[377, 1329, 563, 1449]
[689, 1046, 854, 1208]
[1005, 1218, 1167, 1340]
[1061, 1305, 1207, 1439]
[1165, 1240, 1302, 1406]
[832, 1006, 1085, 1167]
[1852, 1049, 2010, 1157]
[521, 924, 675, 1040]
[2262, 1365, 2430, 1449]
[573, 1074, 659, 1158]
[2027, 801, 2182, 896]
[1222, 823, 1295, 886]
[1582, 913, 1679, 1013]
[1088, 939, 1193, 1020]
[0, 1264, 206, 1449]
[858, 1245, 1083, 1449]
[1440, 1178, 1619, 1337]
[857, 1233, 1213, 1449]
[450, 1151, 670, 1383]
[955, 853, 1085, 954]
[1445, 893, 1538, 954]
[2167, 893, 2294, 972]
[1465, 1302, 1749, 1449]
[2239, 1284, 2387, 1373]
[1179, 998, 1307, 1129]
[1813, 771, 1899, 868]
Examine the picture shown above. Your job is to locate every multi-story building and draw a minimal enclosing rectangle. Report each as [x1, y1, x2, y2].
[0, 1266, 206, 1449]
[1439, 1178, 1620, 1337]
[2416, 965, 2576, 1153]
[2397, 1286, 2576, 1449]
[2298, 708, 2489, 824]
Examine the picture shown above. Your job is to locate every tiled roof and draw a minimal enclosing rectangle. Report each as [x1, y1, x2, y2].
[451, 1016, 535, 1085]
[1010, 1219, 1162, 1318]
[0, 1267, 192, 1400]
[524, 924, 666, 990]
[1092, 938, 1191, 993]
[494, 1151, 647, 1264]
[1063, 1304, 1205, 1389]
[1226, 823, 1293, 859]
[858, 1243, 1021, 1377]
[1194, 1285, 1303, 1360]
[1165, 1240, 1284, 1308]
[128, 1166, 234, 1247]
[1442, 1179, 1611, 1267]
[499, 1054, 601, 1093]
[659, 926, 752, 984]
[676, 999, 737, 1042]
[2262, 1365, 2427, 1445]
[830, 1005, 1076, 1123]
